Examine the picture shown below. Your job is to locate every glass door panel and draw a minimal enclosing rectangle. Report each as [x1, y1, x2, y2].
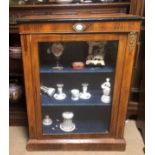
[38, 41, 118, 135]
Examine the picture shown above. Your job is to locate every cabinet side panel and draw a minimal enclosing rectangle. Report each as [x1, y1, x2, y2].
[110, 35, 127, 137]
[20, 34, 37, 138]
[116, 32, 138, 138]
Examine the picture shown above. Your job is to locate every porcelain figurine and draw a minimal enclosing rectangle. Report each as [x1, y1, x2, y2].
[42, 115, 53, 126]
[86, 41, 107, 66]
[40, 85, 55, 97]
[71, 89, 80, 101]
[54, 84, 66, 100]
[80, 83, 91, 100]
[60, 111, 76, 132]
[101, 78, 111, 104]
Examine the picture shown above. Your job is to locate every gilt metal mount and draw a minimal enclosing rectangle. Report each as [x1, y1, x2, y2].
[129, 32, 136, 51]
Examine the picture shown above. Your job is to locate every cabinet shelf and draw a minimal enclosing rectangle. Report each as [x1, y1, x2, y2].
[41, 91, 111, 107]
[40, 66, 114, 74]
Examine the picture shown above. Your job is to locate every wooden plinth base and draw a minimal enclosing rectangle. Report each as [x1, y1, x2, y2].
[26, 138, 126, 151]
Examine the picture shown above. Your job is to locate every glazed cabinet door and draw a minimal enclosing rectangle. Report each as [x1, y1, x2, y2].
[28, 33, 129, 139]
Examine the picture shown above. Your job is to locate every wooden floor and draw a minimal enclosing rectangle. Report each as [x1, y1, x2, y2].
[9, 120, 144, 155]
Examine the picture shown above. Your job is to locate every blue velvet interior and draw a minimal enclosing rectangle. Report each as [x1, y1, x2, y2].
[40, 73, 114, 91]
[42, 106, 111, 135]
[40, 66, 114, 74]
[41, 90, 110, 106]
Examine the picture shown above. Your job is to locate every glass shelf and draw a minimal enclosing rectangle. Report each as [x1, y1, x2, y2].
[40, 66, 114, 74]
[41, 90, 111, 107]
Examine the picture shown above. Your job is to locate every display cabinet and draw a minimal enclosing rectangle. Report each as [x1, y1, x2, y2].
[9, 0, 145, 126]
[9, 1, 131, 126]
[18, 13, 142, 150]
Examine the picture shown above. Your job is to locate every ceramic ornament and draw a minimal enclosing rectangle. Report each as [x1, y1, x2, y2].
[101, 78, 111, 104]
[42, 115, 53, 126]
[71, 89, 80, 101]
[60, 111, 76, 132]
[80, 83, 91, 100]
[54, 84, 66, 100]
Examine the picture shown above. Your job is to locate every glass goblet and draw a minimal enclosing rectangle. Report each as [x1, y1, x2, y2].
[51, 43, 64, 70]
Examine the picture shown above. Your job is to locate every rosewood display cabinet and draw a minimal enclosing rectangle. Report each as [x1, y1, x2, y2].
[18, 13, 141, 150]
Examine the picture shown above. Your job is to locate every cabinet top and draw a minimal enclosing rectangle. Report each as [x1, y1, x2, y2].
[17, 13, 143, 24]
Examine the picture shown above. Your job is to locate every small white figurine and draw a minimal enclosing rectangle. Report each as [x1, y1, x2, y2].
[60, 111, 76, 132]
[54, 84, 66, 100]
[79, 83, 91, 100]
[42, 115, 53, 126]
[101, 78, 111, 104]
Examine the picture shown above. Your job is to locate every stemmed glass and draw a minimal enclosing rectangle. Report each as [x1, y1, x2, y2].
[51, 42, 64, 70]
[47, 42, 64, 70]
